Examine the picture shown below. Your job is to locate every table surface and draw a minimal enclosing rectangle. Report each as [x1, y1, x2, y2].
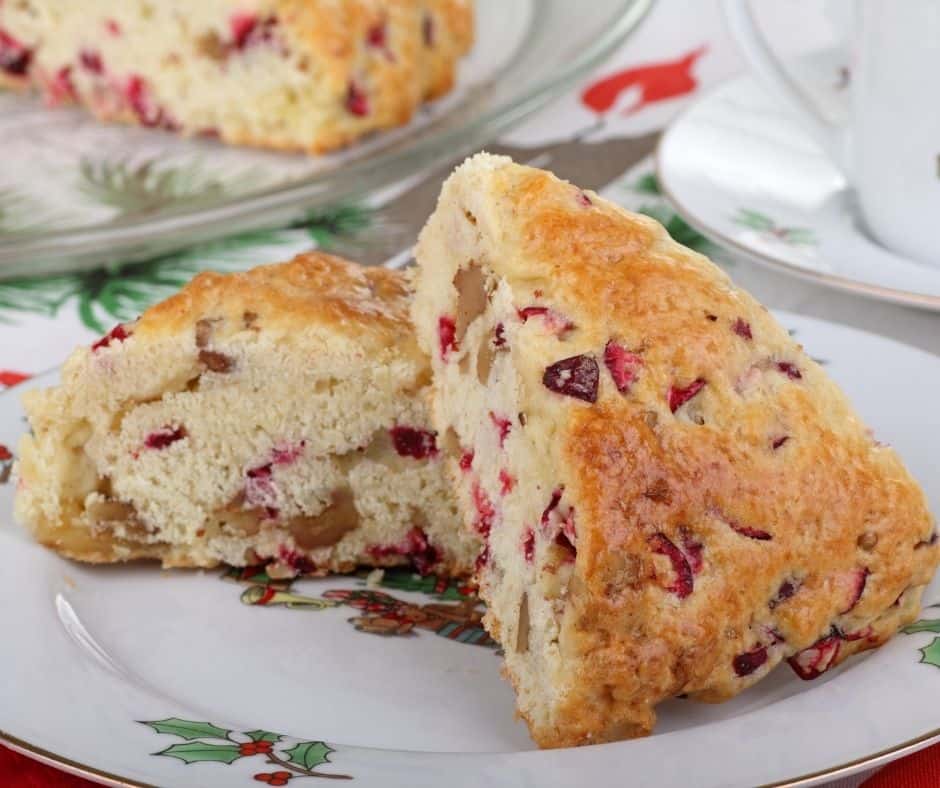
[1, 1, 937, 785]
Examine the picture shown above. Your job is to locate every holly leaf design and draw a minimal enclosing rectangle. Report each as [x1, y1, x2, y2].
[284, 741, 334, 770]
[903, 618, 940, 635]
[155, 741, 242, 765]
[918, 637, 940, 668]
[631, 172, 661, 195]
[245, 729, 282, 743]
[141, 718, 232, 741]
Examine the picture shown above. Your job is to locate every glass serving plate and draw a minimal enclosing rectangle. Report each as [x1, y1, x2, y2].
[0, 0, 652, 279]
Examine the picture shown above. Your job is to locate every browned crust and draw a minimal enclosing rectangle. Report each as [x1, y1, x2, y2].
[137, 251, 418, 354]
[423, 156, 939, 747]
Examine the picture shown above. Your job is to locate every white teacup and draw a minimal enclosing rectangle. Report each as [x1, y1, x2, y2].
[722, 0, 940, 267]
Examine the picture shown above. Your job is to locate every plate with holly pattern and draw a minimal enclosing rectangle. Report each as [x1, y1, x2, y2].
[1, 310, 940, 788]
[656, 50, 940, 311]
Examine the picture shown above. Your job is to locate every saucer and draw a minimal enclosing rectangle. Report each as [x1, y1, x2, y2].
[656, 50, 940, 311]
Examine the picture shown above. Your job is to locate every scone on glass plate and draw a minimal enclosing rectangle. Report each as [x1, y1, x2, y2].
[411, 153, 940, 748]
[15, 252, 478, 579]
[0, 0, 473, 153]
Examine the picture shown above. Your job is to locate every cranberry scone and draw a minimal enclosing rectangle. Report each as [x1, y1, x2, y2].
[411, 153, 940, 748]
[15, 252, 477, 578]
[0, 0, 473, 153]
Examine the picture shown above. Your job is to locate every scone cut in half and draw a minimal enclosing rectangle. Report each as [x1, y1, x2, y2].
[411, 153, 940, 748]
[0, 0, 473, 153]
[15, 252, 478, 579]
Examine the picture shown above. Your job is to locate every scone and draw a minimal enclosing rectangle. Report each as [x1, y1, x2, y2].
[411, 153, 940, 747]
[15, 252, 478, 578]
[0, 0, 473, 154]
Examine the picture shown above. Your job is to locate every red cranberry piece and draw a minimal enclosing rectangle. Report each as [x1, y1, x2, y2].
[493, 323, 507, 347]
[733, 646, 768, 677]
[843, 625, 874, 642]
[368, 527, 441, 575]
[47, 66, 76, 104]
[474, 543, 490, 573]
[523, 528, 535, 563]
[543, 355, 598, 403]
[649, 532, 694, 598]
[144, 424, 187, 450]
[771, 435, 790, 450]
[471, 481, 495, 537]
[271, 442, 305, 466]
[345, 81, 369, 116]
[125, 75, 178, 130]
[540, 488, 563, 530]
[91, 324, 131, 351]
[80, 49, 104, 74]
[719, 512, 772, 541]
[603, 340, 642, 393]
[366, 22, 387, 48]
[422, 13, 435, 46]
[839, 567, 869, 614]
[769, 578, 800, 609]
[668, 378, 706, 413]
[518, 306, 575, 336]
[438, 316, 458, 360]
[389, 426, 438, 459]
[776, 362, 802, 380]
[788, 631, 842, 680]
[499, 469, 515, 495]
[576, 190, 592, 207]
[0, 29, 32, 76]
[489, 412, 511, 447]
[459, 450, 474, 471]
[104, 19, 122, 36]
[705, 313, 718, 322]
[230, 13, 259, 48]
[679, 528, 704, 574]
[245, 463, 276, 508]
[732, 318, 753, 340]
[277, 546, 316, 576]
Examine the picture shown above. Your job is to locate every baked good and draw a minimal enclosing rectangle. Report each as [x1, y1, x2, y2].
[0, 0, 473, 154]
[410, 153, 940, 747]
[15, 252, 478, 578]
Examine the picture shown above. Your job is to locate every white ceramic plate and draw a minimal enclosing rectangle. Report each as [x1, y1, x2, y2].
[2, 311, 940, 788]
[656, 50, 940, 311]
[0, 0, 652, 280]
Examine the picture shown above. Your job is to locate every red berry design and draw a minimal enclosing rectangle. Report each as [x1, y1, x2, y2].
[668, 377, 706, 413]
[542, 354, 598, 402]
[143, 424, 187, 450]
[649, 532, 693, 598]
[91, 323, 131, 351]
[603, 340, 642, 393]
[0, 444, 12, 462]
[389, 426, 438, 459]
[240, 741, 274, 756]
[438, 316, 458, 359]
[732, 318, 753, 340]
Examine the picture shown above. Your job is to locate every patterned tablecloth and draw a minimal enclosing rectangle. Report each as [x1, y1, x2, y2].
[2, 2, 939, 785]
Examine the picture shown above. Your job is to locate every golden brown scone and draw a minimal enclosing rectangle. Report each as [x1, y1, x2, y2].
[15, 252, 478, 579]
[0, 0, 473, 154]
[410, 153, 940, 748]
